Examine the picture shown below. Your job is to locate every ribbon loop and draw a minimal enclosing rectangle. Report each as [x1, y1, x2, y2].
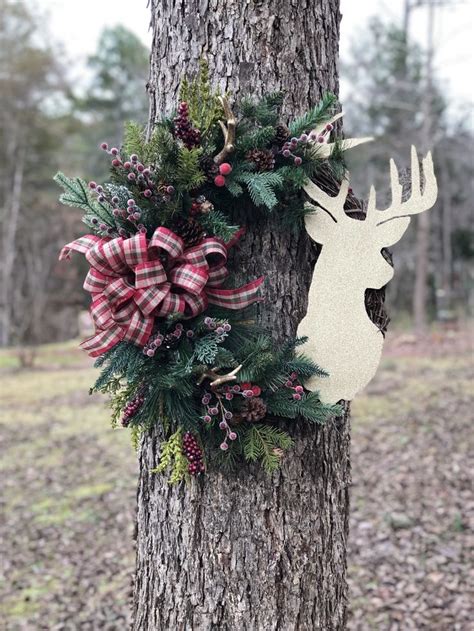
[135, 259, 167, 289]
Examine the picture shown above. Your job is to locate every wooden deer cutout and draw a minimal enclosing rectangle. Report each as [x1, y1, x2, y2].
[298, 146, 438, 404]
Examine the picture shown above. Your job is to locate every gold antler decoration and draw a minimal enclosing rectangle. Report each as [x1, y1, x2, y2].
[197, 364, 242, 388]
[213, 96, 236, 165]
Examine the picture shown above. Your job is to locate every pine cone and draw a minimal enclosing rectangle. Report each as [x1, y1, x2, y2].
[200, 155, 219, 182]
[246, 148, 275, 172]
[274, 123, 290, 146]
[172, 217, 206, 247]
[240, 397, 267, 422]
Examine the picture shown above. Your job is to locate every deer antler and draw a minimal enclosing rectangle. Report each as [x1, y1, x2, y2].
[213, 96, 236, 165]
[366, 146, 438, 226]
[197, 364, 242, 388]
[303, 177, 351, 223]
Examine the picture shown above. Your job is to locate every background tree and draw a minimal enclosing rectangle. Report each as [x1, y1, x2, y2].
[133, 1, 351, 629]
[343, 7, 473, 325]
[83, 26, 149, 147]
[0, 7, 150, 350]
[0, 0, 72, 348]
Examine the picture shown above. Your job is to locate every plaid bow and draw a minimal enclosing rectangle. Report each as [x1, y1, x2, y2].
[60, 227, 264, 357]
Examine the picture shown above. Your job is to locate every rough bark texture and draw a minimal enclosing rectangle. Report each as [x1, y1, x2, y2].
[133, 2, 350, 629]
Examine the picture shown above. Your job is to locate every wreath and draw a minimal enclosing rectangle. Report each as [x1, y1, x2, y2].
[57, 63, 357, 481]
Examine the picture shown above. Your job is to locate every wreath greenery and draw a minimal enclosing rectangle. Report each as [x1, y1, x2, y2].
[57, 62, 351, 482]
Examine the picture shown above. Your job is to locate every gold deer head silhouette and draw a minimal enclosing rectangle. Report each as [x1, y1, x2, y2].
[298, 146, 438, 404]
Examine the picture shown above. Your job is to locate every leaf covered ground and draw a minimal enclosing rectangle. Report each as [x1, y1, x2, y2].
[0, 328, 472, 629]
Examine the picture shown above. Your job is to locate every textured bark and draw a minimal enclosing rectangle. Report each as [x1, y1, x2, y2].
[133, 2, 350, 629]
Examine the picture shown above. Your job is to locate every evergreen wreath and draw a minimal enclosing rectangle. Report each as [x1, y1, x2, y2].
[57, 62, 353, 482]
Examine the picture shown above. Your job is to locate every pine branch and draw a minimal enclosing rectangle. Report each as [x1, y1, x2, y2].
[148, 124, 179, 171]
[266, 390, 340, 424]
[239, 92, 284, 127]
[55, 172, 95, 213]
[197, 210, 239, 242]
[176, 147, 205, 190]
[289, 92, 338, 137]
[123, 121, 146, 159]
[237, 126, 277, 152]
[242, 424, 293, 472]
[235, 171, 283, 209]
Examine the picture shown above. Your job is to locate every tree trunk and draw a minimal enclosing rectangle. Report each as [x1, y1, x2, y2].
[133, 2, 350, 629]
[1, 136, 24, 347]
[413, 0, 435, 334]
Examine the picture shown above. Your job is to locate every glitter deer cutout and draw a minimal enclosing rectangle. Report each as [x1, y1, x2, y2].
[298, 146, 438, 404]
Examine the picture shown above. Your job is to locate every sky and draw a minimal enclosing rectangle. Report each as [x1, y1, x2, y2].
[38, 0, 473, 113]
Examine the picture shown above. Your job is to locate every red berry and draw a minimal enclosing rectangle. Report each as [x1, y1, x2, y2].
[252, 386, 261, 396]
[219, 162, 232, 176]
[214, 174, 226, 187]
[112, 159, 121, 167]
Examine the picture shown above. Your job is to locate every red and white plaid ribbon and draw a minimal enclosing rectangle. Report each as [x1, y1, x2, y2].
[60, 227, 264, 357]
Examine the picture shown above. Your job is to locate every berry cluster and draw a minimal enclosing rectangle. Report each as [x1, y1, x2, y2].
[281, 123, 334, 165]
[121, 389, 146, 427]
[201, 379, 263, 450]
[213, 162, 232, 187]
[182, 432, 205, 475]
[189, 195, 214, 217]
[173, 102, 201, 149]
[284, 372, 304, 400]
[143, 324, 185, 356]
[203, 317, 231, 338]
[99, 142, 175, 206]
[87, 181, 121, 237]
[201, 392, 237, 451]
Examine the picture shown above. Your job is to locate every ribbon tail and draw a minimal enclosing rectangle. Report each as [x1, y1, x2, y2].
[206, 276, 264, 310]
[80, 324, 125, 358]
[225, 226, 246, 251]
[59, 235, 103, 261]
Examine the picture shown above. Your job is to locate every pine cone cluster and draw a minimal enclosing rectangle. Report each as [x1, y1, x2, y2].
[172, 217, 206, 247]
[239, 397, 267, 422]
[246, 148, 275, 171]
[200, 155, 219, 182]
[274, 123, 290, 146]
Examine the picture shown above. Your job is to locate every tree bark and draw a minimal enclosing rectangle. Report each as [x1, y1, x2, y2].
[133, 2, 350, 629]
